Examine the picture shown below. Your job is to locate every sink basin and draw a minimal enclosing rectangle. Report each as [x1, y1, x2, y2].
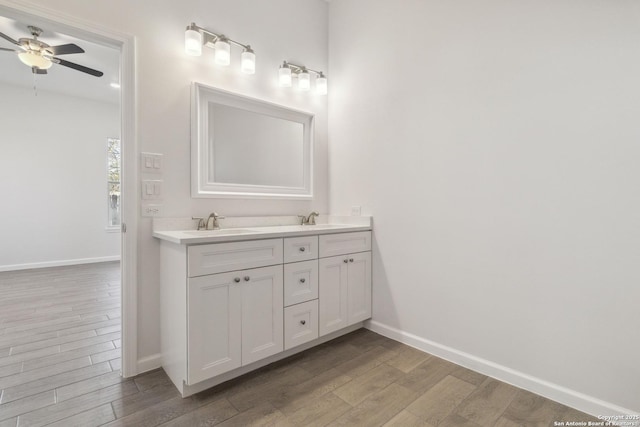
[184, 229, 256, 236]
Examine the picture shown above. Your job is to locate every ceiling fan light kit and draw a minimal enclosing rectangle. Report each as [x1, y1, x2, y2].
[18, 50, 52, 69]
[0, 25, 104, 77]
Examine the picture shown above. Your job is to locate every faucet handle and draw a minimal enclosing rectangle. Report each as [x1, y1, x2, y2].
[297, 215, 307, 225]
[192, 217, 206, 230]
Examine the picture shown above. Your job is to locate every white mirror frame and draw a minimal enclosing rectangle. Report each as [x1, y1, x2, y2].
[191, 83, 314, 199]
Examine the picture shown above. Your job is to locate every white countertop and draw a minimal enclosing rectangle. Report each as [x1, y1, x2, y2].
[152, 217, 372, 245]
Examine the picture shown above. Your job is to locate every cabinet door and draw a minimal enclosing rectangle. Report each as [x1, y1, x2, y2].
[318, 255, 348, 336]
[187, 272, 241, 384]
[241, 265, 284, 365]
[347, 251, 372, 324]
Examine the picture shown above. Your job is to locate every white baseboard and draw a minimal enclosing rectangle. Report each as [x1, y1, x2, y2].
[136, 353, 162, 376]
[0, 256, 121, 272]
[366, 320, 638, 417]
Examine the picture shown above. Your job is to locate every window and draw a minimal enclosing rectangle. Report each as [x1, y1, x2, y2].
[107, 138, 121, 228]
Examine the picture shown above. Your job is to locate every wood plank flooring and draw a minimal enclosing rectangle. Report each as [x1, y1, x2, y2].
[0, 262, 599, 426]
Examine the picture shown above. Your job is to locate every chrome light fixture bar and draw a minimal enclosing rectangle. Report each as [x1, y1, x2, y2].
[185, 23, 255, 74]
[279, 61, 327, 95]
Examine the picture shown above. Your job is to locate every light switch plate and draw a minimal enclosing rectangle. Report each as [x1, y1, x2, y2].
[141, 152, 163, 173]
[142, 180, 163, 200]
[141, 204, 163, 217]
[351, 206, 362, 216]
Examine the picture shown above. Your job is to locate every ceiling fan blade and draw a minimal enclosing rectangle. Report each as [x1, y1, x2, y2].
[49, 43, 84, 55]
[32, 67, 47, 74]
[0, 47, 19, 53]
[0, 31, 20, 46]
[53, 58, 104, 77]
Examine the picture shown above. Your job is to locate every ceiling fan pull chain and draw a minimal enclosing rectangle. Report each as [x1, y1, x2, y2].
[32, 73, 38, 97]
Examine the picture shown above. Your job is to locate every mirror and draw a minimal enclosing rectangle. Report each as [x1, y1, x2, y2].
[191, 83, 314, 199]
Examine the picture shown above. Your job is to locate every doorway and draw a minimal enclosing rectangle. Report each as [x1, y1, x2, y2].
[0, 2, 136, 383]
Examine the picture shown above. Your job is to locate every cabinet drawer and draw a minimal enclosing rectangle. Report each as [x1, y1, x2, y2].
[284, 300, 318, 350]
[319, 231, 371, 258]
[188, 239, 283, 277]
[284, 236, 318, 263]
[284, 260, 318, 307]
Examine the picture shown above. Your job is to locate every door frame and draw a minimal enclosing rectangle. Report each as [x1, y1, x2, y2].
[0, 0, 139, 377]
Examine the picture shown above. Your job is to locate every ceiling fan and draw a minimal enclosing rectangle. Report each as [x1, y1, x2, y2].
[0, 25, 104, 77]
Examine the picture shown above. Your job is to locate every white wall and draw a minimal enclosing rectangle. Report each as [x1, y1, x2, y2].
[0, 82, 120, 270]
[3, 0, 329, 366]
[329, 0, 640, 414]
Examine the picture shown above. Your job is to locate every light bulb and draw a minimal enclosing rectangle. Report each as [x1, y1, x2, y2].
[241, 48, 255, 74]
[279, 65, 292, 87]
[316, 74, 328, 95]
[214, 38, 231, 66]
[18, 51, 52, 69]
[298, 71, 310, 91]
[184, 24, 202, 56]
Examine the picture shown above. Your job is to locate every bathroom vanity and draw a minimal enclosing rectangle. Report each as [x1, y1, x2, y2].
[153, 219, 372, 396]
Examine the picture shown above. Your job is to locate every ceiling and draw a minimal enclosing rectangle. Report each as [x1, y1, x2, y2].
[0, 15, 120, 105]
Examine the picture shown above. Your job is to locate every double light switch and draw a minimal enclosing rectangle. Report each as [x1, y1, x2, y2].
[141, 153, 164, 211]
[142, 180, 163, 200]
[141, 152, 163, 173]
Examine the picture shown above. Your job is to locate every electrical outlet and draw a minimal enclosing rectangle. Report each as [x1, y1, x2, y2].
[141, 204, 163, 217]
[351, 206, 362, 216]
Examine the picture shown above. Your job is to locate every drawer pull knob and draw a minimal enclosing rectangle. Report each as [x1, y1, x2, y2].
[299, 247, 306, 252]
[244, 276, 250, 281]
[343, 259, 348, 263]
[349, 258, 354, 263]
[299, 278, 306, 283]
[300, 320, 306, 325]
[233, 277, 241, 283]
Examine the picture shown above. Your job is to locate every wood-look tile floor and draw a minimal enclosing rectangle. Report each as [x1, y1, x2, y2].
[0, 263, 599, 426]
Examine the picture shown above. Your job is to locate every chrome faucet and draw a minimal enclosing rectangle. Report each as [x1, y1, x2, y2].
[206, 212, 225, 230]
[301, 211, 319, 225]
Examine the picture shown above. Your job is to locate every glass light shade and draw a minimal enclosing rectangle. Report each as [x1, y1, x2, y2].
[18, 51, 52, 69]
[241, 50, 256, 74]
[214, 39, 231, 66]
[184, 28, 202, 56]
[316, 76, 328, 95]
[298, 71, 311, 91]
[279, 66, 292, 87]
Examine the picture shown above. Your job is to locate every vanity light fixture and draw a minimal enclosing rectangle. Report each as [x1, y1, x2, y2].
[278, 61, 327, 95]
[278, 63, 292, 87]
[184, 23, 255, 74]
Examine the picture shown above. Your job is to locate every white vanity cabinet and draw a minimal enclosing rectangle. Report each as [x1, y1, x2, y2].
[318, 232, 372, 336]
[158, 228, 371, 397]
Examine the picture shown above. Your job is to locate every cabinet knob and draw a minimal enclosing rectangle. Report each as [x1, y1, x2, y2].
[233, 277, 241, 283]
[343, 259, 348, 263]
[299, 278, 306, 283]
[299, 247, 306, 252]
[244, 276, 250, 281]
[300, 320, 306, 325]
[349, 258, 354, 263]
